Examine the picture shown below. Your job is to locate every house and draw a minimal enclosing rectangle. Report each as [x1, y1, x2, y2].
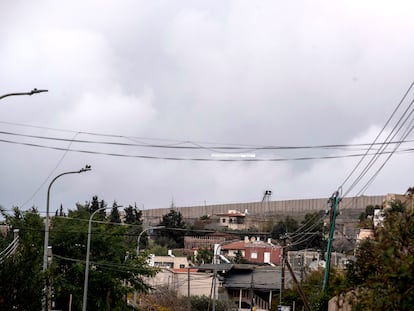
[145, 255, 213, 297]
[221, 237, 282, 265]
[145, 267, 213, 297]
[216, 210, 247, 230]
[212, 264, 291, 311]
[184, 235, 226, 250]
[286, 250, 320, 273]
[149, 254, 189, 269]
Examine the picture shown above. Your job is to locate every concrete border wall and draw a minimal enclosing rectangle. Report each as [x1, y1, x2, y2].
[143, 195, 386, 225]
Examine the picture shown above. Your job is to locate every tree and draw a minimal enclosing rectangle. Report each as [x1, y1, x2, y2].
[56, 204, 66, 217]
[358, 204, 380, 227]
[270, 213, 324, 250]
[124, 204, 142, 225]
[109, 201, 121, 223]
[274, 268, 346, 311]
[0, 207, 44, 310]
[123, 204, 144, 249]
[346, 204, 414, 310]
[155, 209, 186, 249]
[271, 216, 299, 240]
[140, 289, 232, 311]
[50, 202, 158, 311]
[233, 250, 247, 264]
[292, 212, 324, 251]
[88, 195, 100, 213]
[190, 248, 213, 265]
[87, 196, 107, 217]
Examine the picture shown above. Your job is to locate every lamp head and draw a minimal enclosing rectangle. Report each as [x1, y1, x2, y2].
[80, 165, 92, 173]
[30, 88, 48, 95]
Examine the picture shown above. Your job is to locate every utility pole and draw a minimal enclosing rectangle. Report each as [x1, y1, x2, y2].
[279, 231, 312, 311]
[279, 233, 288, 308]
[187, 267, 191, 311]
[300, 254, 304, 281]
[249, 266, 256, 311]
[323, 190, 340, 291]
[285, 260, 311, 311]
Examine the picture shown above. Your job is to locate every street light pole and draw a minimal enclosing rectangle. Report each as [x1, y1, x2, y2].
[136, 226, 165, 256]
[212, 242, 232, 311]
[42, 165, 91, 311]
[0, 88, 48, 100]
[82, 206, 110, 311]
[133, 225, 165, 308]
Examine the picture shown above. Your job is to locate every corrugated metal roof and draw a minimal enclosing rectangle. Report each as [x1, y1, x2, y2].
[222, 267, 284, 290]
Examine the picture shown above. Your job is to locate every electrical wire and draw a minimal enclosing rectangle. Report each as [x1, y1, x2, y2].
[287, 216, 324, 241]
[1, 128, 414, 151]
[354, 121, 414, 197]
[285, 211, 325, 239]
[340, 81, 414, 191]
[343, 100, 414, 197]
[19, 132, 80, 208]
[1, 137, 414, 162]
[335, 82, 414, 213]
[0, 236, 19, 261]
[53, 254, 155, 274]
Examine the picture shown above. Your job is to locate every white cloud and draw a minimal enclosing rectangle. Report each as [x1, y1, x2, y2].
[54, 86, 157, 134]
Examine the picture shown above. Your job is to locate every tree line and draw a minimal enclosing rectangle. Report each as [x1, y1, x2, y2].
[0, 196, 157, 311]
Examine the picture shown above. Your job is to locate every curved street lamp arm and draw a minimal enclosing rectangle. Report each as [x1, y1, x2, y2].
[46, 165, 92, 199]
[0, 88, 48, 100]
[136, 226, 165, 255]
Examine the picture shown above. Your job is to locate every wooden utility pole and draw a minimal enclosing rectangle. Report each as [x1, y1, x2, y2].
[285, 260, 311, 311]
[279, 234, 288, 307]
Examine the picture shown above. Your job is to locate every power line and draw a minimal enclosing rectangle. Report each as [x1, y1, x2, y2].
[53, 254, 155, 274]
[344, 117, 413, 199]
[19, 132, 80, 208]
[1, 137, 413, 162]
[287, 211, 325, 239]
[340, 82, 414, 201]
[343, 101, 414, 197]
[354, 122, 414, 197]
[340, 81, 414, 190]
[1, 128, 414, 151]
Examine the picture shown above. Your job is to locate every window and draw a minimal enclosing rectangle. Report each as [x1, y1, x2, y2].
[251, 252, 257, 259]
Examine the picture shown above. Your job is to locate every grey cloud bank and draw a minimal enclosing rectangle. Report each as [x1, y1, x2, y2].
[1, 0, 413, 215]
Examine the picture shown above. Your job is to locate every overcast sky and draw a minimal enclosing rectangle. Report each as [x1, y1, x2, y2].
[1, 0, 413, 217]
